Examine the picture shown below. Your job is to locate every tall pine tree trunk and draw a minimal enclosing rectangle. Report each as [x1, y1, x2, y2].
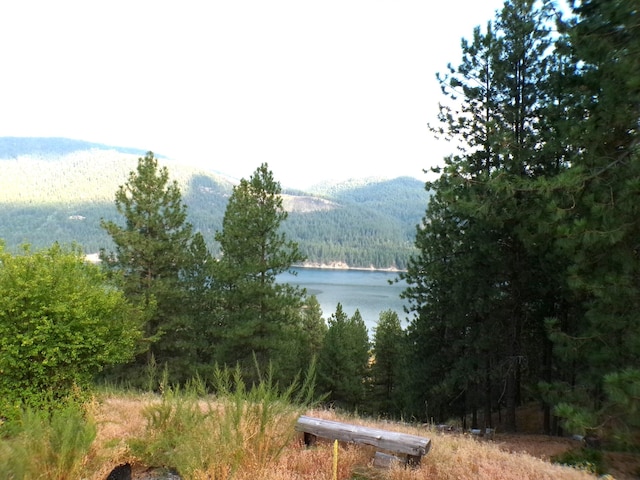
[505, 363, 517, 432]
[484, 356, 493, 429]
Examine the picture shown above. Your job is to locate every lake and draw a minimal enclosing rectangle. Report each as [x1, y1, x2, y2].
[277, 267, 409, 334]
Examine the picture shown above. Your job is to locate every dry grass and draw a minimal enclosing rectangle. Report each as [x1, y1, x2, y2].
[84, 393, 158, 479]
[296, 409, 599, 480]
[80, 396, 615, 480]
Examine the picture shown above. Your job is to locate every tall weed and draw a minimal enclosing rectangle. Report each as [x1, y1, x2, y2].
[0, 403, 96, 480]
[130, 360, 318, 479]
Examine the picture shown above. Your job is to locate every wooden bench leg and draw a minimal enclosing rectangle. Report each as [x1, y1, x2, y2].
[407, 454, 422, 467]
[373, 452, 401, 468]
[303, 432, 317, 447]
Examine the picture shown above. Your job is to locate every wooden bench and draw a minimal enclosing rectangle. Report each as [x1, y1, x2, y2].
[295, 415, 431, 467]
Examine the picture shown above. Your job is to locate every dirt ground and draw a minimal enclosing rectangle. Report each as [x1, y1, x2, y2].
[484, 432, 640, 479]
[454, 403, 640, 480]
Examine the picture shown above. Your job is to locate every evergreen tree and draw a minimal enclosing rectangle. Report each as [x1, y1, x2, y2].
[275, 295, 328, 385]
[370, 310, 406, 417]
[100, 152, 209, 383]
[405, 0, 640, 441]
[317, 304, 370, 410]
[542, 0, 640, 440]
[172, 231, 217, 379]
[403, 0, 566, 431]
[299, 295, 328, 359]
[212, 163, 306, 380]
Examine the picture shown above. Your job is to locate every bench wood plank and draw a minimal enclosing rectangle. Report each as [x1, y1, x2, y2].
[295, 415, 431, 462]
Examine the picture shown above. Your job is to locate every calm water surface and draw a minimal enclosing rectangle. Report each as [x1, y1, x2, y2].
[277, 268, 409, 334]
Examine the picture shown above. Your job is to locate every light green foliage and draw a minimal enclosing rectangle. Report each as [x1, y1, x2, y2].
[317, 304, 370, 410]
[213, 163, 307, 380]
[0, 243, 141, 410]
[0, 398, 96, 480]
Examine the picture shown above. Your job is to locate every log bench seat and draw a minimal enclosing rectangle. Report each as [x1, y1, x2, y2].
[295, 415, 431, 466]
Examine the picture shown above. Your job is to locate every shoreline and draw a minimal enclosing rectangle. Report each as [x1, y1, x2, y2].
[295, 261, 405, 273]
[86, 254, 405, 273]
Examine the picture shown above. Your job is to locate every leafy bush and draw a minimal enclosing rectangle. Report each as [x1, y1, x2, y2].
[552, 447, 605, 475]
[0, 243, 142, 412]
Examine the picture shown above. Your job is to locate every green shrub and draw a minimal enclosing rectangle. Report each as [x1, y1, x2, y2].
[0, 403, 96, 480]
[552, 447, 605, 475]
[0, 243, 142, 411]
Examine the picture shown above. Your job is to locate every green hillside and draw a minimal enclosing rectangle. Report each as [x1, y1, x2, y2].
[0, 138, 429, 269]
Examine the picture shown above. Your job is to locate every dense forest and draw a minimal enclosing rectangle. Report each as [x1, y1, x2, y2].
[399, 0, 640, 444]
[0, 138, 428, 269]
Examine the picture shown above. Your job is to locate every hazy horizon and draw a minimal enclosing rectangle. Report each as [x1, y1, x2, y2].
[0, 1, 506, 189]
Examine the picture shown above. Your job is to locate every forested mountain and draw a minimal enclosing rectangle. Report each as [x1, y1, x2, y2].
[0, 137, 429, 269]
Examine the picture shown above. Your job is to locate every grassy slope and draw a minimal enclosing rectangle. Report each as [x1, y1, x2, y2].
[87, 394, 610, 480]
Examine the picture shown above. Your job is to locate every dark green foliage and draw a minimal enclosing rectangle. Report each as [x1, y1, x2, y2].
[0, 204, 112, 254]
[212, 163, 308, 381]
[287, 177, 429, 270]
[274, 295, 328, 383]
[299, 295, 328, 358]
[317, 304, 370, 410]
[370, 310, 407, 417]
[403, 0, 563, 430]
[99, 152, 210, 384]
[285, 208, 416, 270]
[401, 0, 640, 442]
[311, 176, 431, 225]
[542, 0, 640, 439]
[179, 232, 218, 373]
[552, 448, 605, 475]
[0, 243, 141, 411]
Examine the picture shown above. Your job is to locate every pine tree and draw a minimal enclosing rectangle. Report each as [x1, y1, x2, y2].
[543, 0, 640, 440]
[212, 163, 306, 380]
[100, 152, 209, 383]
[317, 304, 370, 410]
[280, 294, 328, 383]
[299, 295, 328, 359]
[370, 310, 406, 416]
[404, 0, 566, 431]
[172, 231, 217, 379]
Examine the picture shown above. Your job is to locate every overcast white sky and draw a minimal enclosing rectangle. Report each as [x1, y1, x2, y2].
[0, 0, 505, 189]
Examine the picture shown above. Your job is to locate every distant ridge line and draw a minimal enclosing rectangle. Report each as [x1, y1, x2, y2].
[0, 137, 154, 159]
